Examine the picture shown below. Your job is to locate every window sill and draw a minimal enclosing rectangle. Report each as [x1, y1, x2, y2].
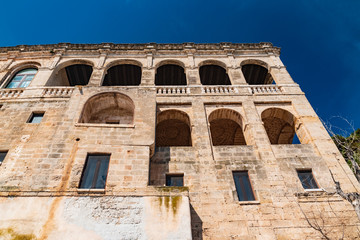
[304, 188, 325, 192]
[238, 200, 260, 205]
[75, 123, 135, 128]
[77, 188, 106, 194]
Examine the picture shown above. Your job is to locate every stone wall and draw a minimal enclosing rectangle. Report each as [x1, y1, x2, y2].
[0, 43, 359, 239]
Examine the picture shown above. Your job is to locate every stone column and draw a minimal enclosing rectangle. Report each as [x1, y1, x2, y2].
[228, 68, 247, 85]
[186, 68, 201, 85]
[270, 66, 295, 84]
[141, 69, 155, 86]
[28, 67, 53, 87]
[87, 68, 104, 86]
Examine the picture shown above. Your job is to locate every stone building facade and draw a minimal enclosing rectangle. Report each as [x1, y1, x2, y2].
[0, 43, 359, 239]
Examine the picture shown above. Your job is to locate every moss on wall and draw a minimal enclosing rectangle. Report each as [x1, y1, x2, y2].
[0, 228, 36, 240]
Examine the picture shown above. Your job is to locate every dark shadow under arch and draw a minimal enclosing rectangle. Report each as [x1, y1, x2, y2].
[209, 108, 246, 145]
[199, 65, 231, 85]
[103, 64, 141, 86]
[156, 110, 192, 146]
[261, 108, 297, 144]
[155, 64, 186, 85]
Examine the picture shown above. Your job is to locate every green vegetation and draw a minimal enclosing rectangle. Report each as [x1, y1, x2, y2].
[332, 128, 360, 182]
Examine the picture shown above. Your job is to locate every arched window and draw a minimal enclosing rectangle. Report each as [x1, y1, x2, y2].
[47, 63, 93, 86]
[6, 68, 37, 88]
[209, 109, 246, 145]
[199, 65, 231, 85]
[241, 64, 273, 85]
[155, 64, 186, 85]
[156, 110, 192, 146]
[102, 64, 141, 86]
[79, 92, 134, 125]
[261, 108, 298, 144]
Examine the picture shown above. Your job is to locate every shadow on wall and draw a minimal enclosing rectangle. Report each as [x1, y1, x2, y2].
[149, 147, 170, 186]
[190, 204, 203, 240]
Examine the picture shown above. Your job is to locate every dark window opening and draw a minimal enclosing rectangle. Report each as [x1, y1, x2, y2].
[199, 65, 231, 85]
[242, 64, 273, 85]
[79, 154, 110, 189]
[65, 64, 93, 86]
[166, 174, 184, 186]
[297, 170, 319, 189]
[233, 171, 255, 201]
[155, 64, 186, 85]
[103, 64, 141, 86]
[0, 151, 8, 164]
[105, 120, 120, 124]
[28, 112, 44, 123]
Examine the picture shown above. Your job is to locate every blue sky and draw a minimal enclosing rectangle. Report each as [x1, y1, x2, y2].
[1, 0, 359, 133]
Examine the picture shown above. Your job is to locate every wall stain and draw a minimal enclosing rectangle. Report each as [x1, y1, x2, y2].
[38, 140, 79, 240]
[0, 228, 36, 240]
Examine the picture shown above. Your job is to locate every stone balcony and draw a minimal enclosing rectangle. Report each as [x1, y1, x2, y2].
[0, 84, 303, 101]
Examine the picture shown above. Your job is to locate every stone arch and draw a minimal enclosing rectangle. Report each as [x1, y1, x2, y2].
[209, 108, 246, 145]
[1, 61, 41, 87]
[79, 92, 135, 124]
[102, 60, 142, 86]
[155, 59, 186, 69]
[156, 110, 192, 146]
[240, 59, 273, 85]
[198, 59, 227, 69]
[104, 59, 143, 70]
[261, 108, 298, 144]
[199, 60, 231, 85]
[46, 59, 94, 86]
[155, 60, 186, 85]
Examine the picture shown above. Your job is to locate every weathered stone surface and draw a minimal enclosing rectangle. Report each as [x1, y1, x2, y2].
[0, 43, 359, 239]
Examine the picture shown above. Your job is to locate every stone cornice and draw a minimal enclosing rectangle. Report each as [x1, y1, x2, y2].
[0, 42, 281, 56]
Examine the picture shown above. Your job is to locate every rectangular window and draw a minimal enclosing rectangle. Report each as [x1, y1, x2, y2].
[166, 174, 184, 187]
[0, 151, 8, 164]
[233, 171, 255, 201]
[79, 154, 110, 189]
[28, 112, 44, 123]
[297, 170, 319, 189]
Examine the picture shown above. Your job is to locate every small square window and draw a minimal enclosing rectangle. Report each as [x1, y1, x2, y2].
[233, 171, 255, 201]
[0, 151, 8, 164]
[79, 154, 110, 189]
[28, 112, 44, 123]
[297, 170, 319, 189]
[166, 174, 184, 187]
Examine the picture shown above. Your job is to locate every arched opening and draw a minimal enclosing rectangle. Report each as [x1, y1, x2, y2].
[261, 108, 299, 144]
[209, 109, 246, 145]
[47, 63, 93, 86]
[102, 64, 141, 86]
[199, 65, 231, 85]
[241, 63, 273, 85]
[79, 92, 134, 124]
[156, 110, 192, 146]
[5, 68, 38, 88]
[155, 64, 186, 85]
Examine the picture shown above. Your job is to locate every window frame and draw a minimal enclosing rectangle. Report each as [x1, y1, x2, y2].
[79, 153, 111, 189]
[296, 169, 320, 190]
[232, 171, 256, 202]
[27, 112, 45, 124]
[0, 150, 8, 165]
[5, 68, 38, 89]
[165, 173, 184, 187]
